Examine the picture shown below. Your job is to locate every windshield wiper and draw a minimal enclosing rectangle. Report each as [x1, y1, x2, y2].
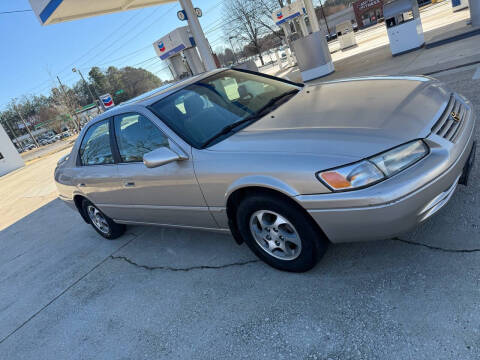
[201, 116, 259, 148]
[201, 89, 299, 149]
[253, 89, 299, 118]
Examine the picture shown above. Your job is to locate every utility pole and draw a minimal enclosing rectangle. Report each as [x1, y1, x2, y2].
[72, 67, 102, 112]
[3, 119, 24, 152]
[318, 0, 331, 37]
[14, 103, 39, 148]
[228, 36, 238, 64]
[57, 76, 81, 131]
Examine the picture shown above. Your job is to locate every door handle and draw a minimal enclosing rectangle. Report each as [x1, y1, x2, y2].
[78, 183, 86, 187]
[124, 181, 135, 188]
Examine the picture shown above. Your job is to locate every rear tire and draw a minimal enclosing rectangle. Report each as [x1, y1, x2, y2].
[82, 199, 126, 240]
[236, 194, 328, 272]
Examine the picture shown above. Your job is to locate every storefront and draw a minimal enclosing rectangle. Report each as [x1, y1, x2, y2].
[353, 0, 384, 28]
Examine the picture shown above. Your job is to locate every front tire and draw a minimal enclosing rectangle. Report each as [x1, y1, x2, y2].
[236, 194, 328, 272]
[82, 199, 126, 240]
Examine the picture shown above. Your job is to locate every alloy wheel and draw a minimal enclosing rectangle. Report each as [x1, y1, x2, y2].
[249, 210, 302, 261]
[87, 205, 110, 235]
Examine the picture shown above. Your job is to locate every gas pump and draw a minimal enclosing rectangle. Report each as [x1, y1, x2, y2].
[384, 0, 424, 56]
[153, 26, 205, 80]
[451, 0, 469, 12]
[336, 21, 357, 50]
[272, 0, 334, 81]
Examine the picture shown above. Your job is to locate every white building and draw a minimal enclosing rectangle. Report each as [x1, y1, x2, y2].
[0, 124, 24, 176]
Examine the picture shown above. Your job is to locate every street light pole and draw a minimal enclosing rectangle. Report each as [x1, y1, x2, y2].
[72, 67, 102, 112]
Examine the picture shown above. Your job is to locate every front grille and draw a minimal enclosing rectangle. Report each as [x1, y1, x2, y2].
[431, 94, 469, 143]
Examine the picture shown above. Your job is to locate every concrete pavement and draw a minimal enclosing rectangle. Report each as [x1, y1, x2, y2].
[1, 65, 480, 358]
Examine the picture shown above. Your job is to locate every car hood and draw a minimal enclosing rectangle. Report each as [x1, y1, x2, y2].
[210, 76, 450, 162]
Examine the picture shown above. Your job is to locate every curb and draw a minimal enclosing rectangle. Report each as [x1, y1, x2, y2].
[425, 27, 480, 49]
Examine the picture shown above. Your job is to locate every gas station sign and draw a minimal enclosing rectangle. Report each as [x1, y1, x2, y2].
[153, 26, 195, 60]
[272, 0, 306, 26]
[100, 94, 115, 109]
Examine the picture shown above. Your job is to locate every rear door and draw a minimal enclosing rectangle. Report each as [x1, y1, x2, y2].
[73, 118, 123, 219]
[112, 111, 217, 228]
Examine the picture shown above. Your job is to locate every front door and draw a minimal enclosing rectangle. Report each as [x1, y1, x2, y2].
[112, 112, 217, 228]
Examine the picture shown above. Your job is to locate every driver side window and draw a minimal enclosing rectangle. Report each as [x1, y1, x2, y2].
[114, 113, 169, 163]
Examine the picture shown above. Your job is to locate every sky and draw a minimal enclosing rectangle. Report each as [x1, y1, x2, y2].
[0, 0, 228, 111]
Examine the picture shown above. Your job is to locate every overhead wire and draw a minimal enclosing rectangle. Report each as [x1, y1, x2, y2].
[85, 4, 177, 68]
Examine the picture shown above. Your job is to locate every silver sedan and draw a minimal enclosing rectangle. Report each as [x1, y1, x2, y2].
[55, 69, 476, 272]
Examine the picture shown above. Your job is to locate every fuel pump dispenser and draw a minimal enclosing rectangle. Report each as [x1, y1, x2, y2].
[272, 0, 334, 82]
[336, 21, 357, 50]
[384, 0, 424, 56]
[451, 0, 469, 12]
[153, 26, 205, 80]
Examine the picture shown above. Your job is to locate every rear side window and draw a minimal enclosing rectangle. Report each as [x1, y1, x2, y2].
[114, 113, 169, 163]
[79, 120, 114, 166]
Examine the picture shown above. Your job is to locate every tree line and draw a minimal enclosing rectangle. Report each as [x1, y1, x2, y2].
[0, 66, 163, 141]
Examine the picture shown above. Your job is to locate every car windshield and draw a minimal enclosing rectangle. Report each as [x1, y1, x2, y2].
[149, 70, 300, 148]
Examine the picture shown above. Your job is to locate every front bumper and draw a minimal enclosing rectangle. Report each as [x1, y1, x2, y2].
[296, 101, 476, 243]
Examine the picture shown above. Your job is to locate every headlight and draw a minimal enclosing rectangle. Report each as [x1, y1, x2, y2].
[318, 161, 384, 191]
[318, 140, 428, 191]
[370, 140, 428, 177]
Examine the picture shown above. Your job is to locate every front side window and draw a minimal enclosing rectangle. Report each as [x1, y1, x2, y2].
[114, 113, 169, 163]
[79, 120, 114, 166]
[150, 70, 299, 148]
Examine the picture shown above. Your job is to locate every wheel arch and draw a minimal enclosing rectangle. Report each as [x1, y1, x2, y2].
[73, 194, 90, 223]
[225, 185, 329, 245]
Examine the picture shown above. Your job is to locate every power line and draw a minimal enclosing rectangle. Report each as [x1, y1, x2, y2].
[57, 8, 147, 74]
[93, 45, 153, 68]
[85, 4, 177, 68]
[0, 9, 32, 15]
[16, 8, 149, 94]
[16, 5, 167, 95]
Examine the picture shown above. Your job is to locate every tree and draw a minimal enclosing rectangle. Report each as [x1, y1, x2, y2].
[120, 67, 163, 100]
[223, 0, 268, 66]
[89, 66, 111, 95]
[38, 105, 70, 133]
[217, 48, 236, 66]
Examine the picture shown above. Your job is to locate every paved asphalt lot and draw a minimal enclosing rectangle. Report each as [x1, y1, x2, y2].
[1, 67, 480, 359]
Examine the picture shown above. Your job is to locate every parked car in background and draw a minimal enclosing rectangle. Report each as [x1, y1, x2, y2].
[55, 69, 476, 272]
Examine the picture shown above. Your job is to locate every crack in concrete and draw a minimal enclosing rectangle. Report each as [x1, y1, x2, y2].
[392, 237, 480, 253]
[110, 255, 259, 271]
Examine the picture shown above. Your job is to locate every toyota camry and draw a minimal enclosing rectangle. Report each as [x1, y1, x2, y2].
[55, 69, 476, 272]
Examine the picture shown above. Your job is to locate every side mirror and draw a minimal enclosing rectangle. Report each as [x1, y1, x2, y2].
[143, 147, 184, 168]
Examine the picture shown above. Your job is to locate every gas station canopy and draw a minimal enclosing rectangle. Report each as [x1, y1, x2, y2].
[29, 0, 175, 25]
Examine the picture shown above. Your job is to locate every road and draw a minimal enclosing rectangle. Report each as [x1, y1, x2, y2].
[0, 62, 479, 358]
